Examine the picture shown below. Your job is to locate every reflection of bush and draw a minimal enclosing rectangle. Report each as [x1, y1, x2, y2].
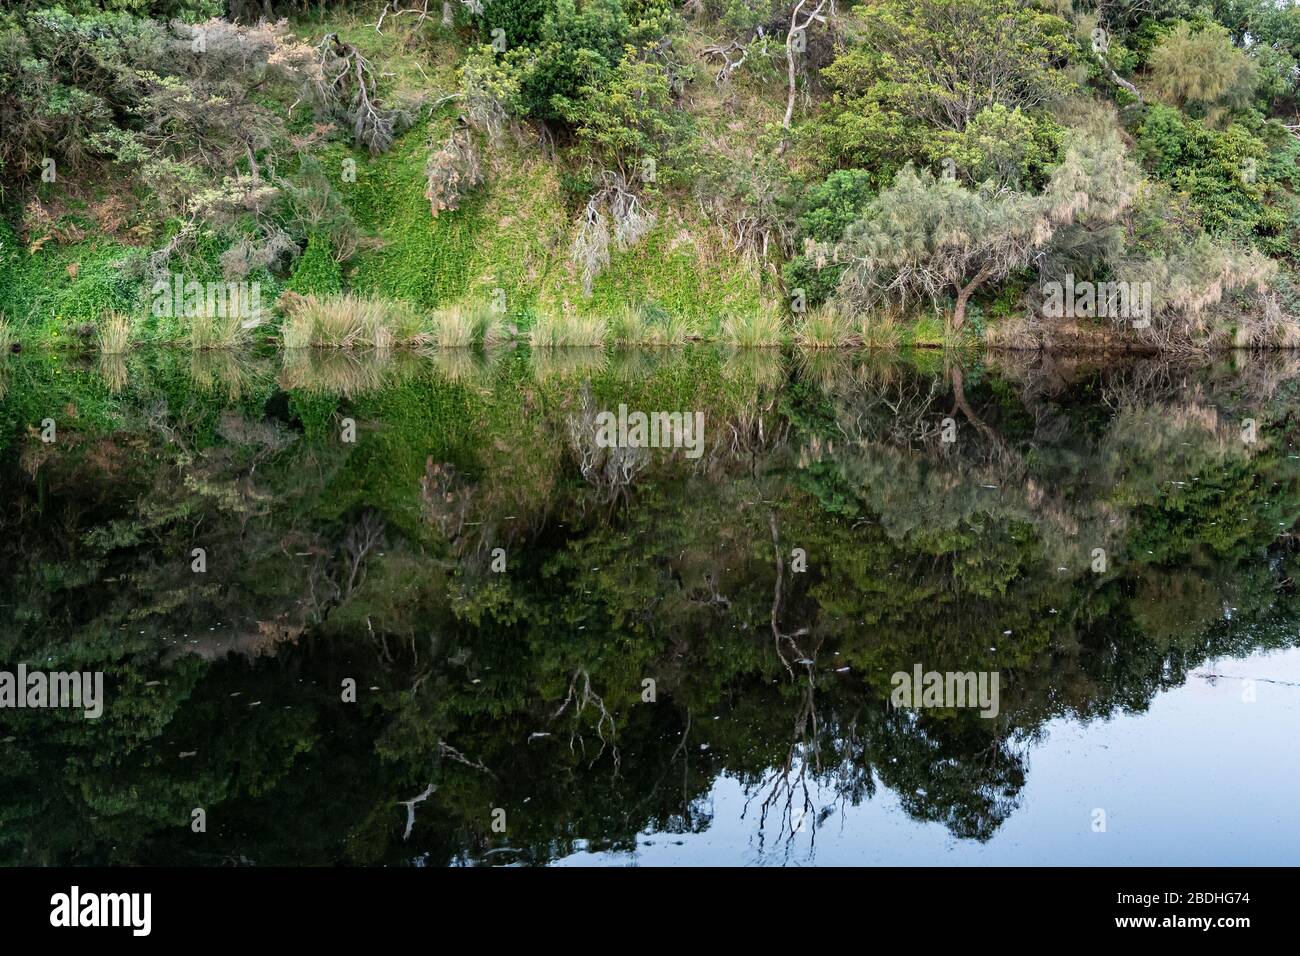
[4, 350, 1300, 862]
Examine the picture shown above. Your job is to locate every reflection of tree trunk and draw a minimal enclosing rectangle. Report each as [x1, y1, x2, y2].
[747, 680, 821, 847]
[769, 512, 809, 676]
[551, 669, 620, 773]
[343, 510, 385, 599]
[950, 365, 998, 445]
[398, 784, 434, 841]
[949, 364, 1030, 482]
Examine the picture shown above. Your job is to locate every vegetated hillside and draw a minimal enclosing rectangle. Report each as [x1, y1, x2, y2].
[3, 0, 1300, 350]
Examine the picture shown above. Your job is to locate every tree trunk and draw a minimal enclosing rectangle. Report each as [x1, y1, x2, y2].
[777, 3, 806, 156]
[951, 265, 994, 332]
[952, 282, 976, 331]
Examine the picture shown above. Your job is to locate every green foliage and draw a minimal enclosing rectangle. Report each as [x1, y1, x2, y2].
[783, 169, 874, 307]
[810, 0, 1073, 179]
[561, 47, 694, 182]
[0, 236, 140, 335]
[277, 154, 360, 262]
[2, 0, 1299, 349]
[348, 122, 486, 309]
[927, 104, 1064, 191]
[698, 0, 783, 35]
[1135, 105, 1297, 256]
[836, 166, 1049, 326]
[0, 10, 316, 211]
[44, 1, 220, 14]
[496, 0, 634, 123]
[1147, 21, 1257, 118]
[479, 0, 556, 48]
[473, 0, 678, 134]
[796, 169, 876, 244]
[1249, 41, 1298, 111]
[287, 234, 344, 297]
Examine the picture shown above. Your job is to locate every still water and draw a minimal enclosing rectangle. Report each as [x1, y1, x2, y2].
[1, 346, 1298, 866]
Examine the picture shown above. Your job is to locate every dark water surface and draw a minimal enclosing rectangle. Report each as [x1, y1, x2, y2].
[2, 346, 1298, 865]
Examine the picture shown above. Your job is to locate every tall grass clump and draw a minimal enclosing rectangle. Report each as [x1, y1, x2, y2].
[426, 304, 479, 347]
[420, 304, 509, 348]
[794, 305, 856, 348]
[189, 311, 250, 350]
[0, 313, 14, 353]
[721, 305, 783, 347]
[279, 292, 421, 349]
[609, 303, 696, 346]
[97, 312, 135, 354]
[860, 312, 903, 349]
[530, 310, 608, 348]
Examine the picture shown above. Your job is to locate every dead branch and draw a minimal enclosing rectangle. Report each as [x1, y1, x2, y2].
[316, 34, 400, 155]
[571, 171, 655, 295]
[700, 38, 751, 84]
[778, 0, 831, 156]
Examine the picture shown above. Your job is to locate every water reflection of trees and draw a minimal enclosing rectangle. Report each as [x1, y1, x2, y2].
[1, 348, 1298, 864]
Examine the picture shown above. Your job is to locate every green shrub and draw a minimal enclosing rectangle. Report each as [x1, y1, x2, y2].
[783, 169, 875, 308]
[1135, 104, 1296, 256]
[287, 234, 344, 297]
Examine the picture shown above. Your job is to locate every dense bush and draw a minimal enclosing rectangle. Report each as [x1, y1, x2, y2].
[1135, 104, 1299, 256]
[783, 169, 874, 307]
[0, 10, 317, 208]
[809, 0, 1073, 179]
[1147, 21, 1258, 119]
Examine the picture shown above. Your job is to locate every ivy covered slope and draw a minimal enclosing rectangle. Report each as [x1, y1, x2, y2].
[6, 0, 1300, 350]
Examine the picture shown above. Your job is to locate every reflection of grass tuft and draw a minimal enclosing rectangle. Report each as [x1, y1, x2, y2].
[530, 346, 609, 380]
[795, 348, 854, 388]
[190, 350, 267, 400]
[280, 347, 394, 397]
[97, 353, 128, 393]
[720, 346, 786, 389]
[422, 345, 492, 383]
